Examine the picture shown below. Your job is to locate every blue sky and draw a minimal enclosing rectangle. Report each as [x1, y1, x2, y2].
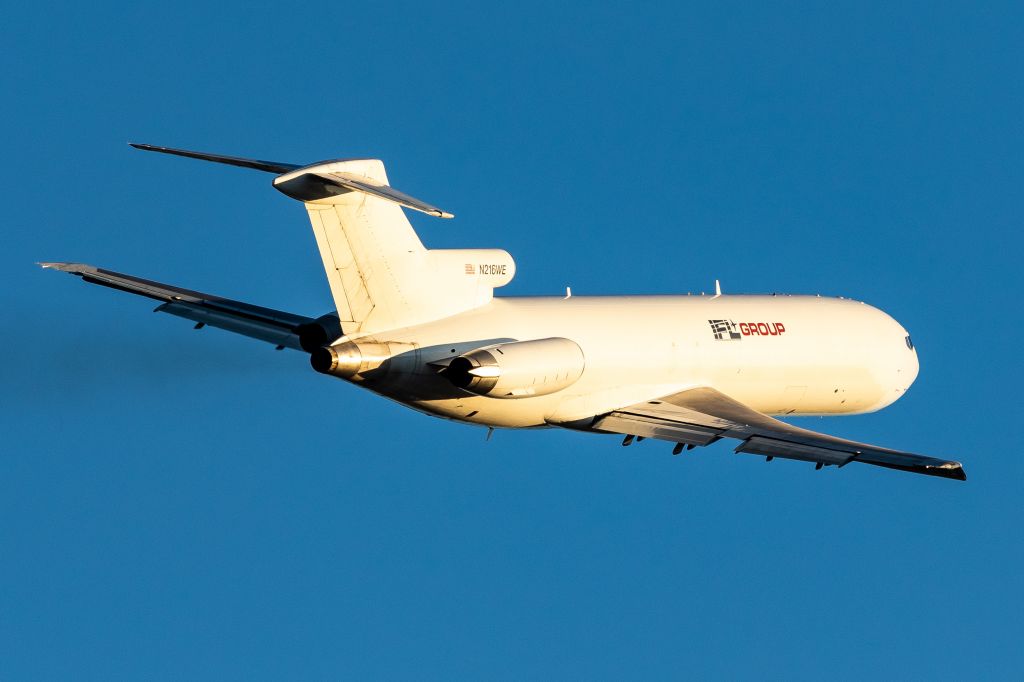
[2, 1, 1021, 679]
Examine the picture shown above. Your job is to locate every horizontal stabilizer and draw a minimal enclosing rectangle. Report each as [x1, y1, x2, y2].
[129, 143, 300, 174]
[129, 143, 453, 218]
[319, 171, 453, 218]
[274, 167, 454, 218]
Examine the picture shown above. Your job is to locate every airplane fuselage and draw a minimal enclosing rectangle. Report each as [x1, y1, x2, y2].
[340, 293, 919, 429]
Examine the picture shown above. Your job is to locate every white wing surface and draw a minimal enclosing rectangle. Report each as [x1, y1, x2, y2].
[588, 386, 965, 480]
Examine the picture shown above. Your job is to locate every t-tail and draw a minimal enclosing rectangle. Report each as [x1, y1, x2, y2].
[130, 143, 515, 337]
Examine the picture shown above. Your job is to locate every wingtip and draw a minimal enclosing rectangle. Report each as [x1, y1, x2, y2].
[38, 262, 90, 273]
[935, 462, 967, 481]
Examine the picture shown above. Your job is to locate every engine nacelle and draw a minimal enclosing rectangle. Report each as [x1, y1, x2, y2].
[310, 341, 393, 379]
[295, 312, 342, 352]
[443, 337, 585, 399]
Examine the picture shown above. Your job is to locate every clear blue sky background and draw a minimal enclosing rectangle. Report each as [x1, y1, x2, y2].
[2, 2, 1021, 679]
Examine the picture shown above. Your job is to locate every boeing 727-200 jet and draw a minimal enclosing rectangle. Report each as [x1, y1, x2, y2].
[42, 143, 966, 481]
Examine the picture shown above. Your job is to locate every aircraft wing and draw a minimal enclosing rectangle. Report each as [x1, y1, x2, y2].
[41, 262, 338, 351]
[588, 386, 966, 480]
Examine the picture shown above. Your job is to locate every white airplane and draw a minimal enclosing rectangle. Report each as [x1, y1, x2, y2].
[43, 143, 965, 481]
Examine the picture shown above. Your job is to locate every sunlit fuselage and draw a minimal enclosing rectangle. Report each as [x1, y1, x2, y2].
[337, 294, 919, 429]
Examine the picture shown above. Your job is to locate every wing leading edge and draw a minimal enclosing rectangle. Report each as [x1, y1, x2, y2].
[40, 262, 340, 352]
[584, 386, 965, 481]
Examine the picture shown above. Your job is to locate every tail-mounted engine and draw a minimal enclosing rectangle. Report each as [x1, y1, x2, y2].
[310, 340, 416, 382]
[441, 337, 585, 399]
[294, 313, 343, 352]
[310, 341, 393, 379]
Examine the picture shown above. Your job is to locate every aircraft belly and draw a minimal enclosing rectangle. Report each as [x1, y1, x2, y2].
[707, 365, 885, 415]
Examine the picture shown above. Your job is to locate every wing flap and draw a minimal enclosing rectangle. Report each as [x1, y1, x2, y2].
[157, 301, 302, 349]
[593, 412, 725, 446]
[735, 436, 855, 466]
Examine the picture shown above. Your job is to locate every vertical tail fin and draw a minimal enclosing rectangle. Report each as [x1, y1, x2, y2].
[277, 159, 427, 333]
[274, 159, 514, 336]
[130, 144, 514, 337]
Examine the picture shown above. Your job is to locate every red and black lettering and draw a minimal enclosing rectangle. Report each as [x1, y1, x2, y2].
[739, 322, 786, 337]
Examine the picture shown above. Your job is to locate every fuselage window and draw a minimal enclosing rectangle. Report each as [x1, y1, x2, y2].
[905, 335, 915, 350]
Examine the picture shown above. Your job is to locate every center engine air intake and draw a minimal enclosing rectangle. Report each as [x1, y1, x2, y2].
[442, 337, 585, 399]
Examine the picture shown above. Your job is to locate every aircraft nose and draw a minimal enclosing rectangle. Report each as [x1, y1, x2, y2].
[902, 332, 920, 389]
